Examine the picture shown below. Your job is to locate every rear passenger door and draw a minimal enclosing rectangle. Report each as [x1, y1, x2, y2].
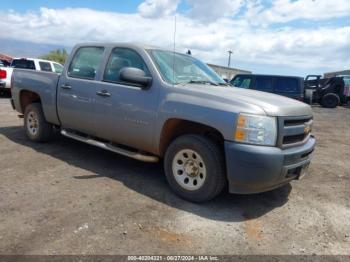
[93, 47, 159, 151]
[57, 46, 105, 135]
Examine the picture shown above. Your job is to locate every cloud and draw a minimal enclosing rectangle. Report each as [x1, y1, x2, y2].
[138, 0, 180, 18]
[187, 0, 244, 22]
[249, 0, 350, 25]
[0, 1, 349, 75]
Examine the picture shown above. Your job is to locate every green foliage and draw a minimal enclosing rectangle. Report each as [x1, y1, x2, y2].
[39, 49, 68, 64]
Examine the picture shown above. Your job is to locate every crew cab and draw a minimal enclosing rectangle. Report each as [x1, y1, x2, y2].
[11, 43, 316, 202]
[0, 58, 63, 95]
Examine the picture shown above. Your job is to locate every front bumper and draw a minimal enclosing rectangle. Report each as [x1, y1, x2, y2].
[225, 136, 316, 194]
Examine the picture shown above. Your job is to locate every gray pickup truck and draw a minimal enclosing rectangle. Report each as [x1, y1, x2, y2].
[11, 43, 316, 202]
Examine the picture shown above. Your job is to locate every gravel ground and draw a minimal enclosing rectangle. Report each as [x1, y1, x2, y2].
[0, 97, 349, 255]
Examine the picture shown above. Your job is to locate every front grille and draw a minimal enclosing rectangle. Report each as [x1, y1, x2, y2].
[283, 134, 307, 144]
[284, 119, 308, 126]
[278, 116, 313, 148]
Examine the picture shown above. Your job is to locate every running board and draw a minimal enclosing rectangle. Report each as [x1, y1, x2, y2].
[61, 129, 159, 163]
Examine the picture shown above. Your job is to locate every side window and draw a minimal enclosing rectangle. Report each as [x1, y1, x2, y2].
[53, 63, 63, 74]
[231, 76, 252, 88]
[255, 76, 273, 92]
[39, 62, 52, 72]
[68, 47, 104, 79]
[103, 48, 149, 83]
[275, 78, 299, 93]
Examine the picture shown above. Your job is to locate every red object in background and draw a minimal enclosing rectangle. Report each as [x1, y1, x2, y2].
[0, 69, 7, 79]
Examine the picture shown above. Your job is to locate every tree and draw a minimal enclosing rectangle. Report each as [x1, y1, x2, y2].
[40, 49, 68, 64]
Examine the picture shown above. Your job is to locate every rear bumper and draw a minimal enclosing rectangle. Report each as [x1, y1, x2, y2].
[224, 136, 316, 194]
[0, 81, 6, 89]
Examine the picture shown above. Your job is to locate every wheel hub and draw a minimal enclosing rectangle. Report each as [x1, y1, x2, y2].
[27, 111, 39, 136]
[172, 149, 207, 191]
[184, 160, 199, 177]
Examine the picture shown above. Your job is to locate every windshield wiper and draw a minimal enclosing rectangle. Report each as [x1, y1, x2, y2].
[187, 80, 219, 86]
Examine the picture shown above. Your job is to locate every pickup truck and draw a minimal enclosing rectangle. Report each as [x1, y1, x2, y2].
[0, 58, 63, 95]
[11, 43, 316, 202]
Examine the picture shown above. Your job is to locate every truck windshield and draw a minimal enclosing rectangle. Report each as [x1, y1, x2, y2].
[148, 49, 226, 86]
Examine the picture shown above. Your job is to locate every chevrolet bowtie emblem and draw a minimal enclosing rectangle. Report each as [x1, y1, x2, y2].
[304, 123, 311, 134]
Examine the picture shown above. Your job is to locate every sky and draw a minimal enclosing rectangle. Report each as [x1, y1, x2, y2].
[0, 0, 349, 77]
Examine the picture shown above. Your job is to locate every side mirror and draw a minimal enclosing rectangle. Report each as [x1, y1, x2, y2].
[119, 67, 152, 88]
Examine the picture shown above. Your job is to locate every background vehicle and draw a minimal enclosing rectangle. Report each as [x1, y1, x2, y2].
[0, 58, 63, 95]
[338, 75, 350, 102]
[0, 60, 11, 67]
[11, 43, 315, 202]
[230, 74, 305, 101]
[304, 75, 348, 108]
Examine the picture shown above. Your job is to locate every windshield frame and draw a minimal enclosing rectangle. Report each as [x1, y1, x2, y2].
[147, 49, 226, 86]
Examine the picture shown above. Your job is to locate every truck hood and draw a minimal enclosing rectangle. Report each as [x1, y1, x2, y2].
[180, 84, 312, 117]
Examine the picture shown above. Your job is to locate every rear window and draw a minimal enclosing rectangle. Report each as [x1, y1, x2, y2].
[11, 59, 36, 70]
[255, 76, 273, 92]
[275, 77, 300, 93]
[68, 47, 104, 79]
[39, 61, 52, 72]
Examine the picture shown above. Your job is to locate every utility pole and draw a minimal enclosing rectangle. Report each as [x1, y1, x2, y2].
[227, 50, 233, 68]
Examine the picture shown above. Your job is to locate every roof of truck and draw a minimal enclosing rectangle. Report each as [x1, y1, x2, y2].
[75, 42, 171, 51]
[233, 73, 303, 79]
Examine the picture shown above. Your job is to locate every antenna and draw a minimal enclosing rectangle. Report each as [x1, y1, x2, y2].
[227, 50, 233, 68]
[172, 15, 177, 86]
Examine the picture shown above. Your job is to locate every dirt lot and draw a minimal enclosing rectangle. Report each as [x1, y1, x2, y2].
[0, 97, 349, 255]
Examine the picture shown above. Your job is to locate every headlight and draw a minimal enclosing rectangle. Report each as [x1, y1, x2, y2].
[234, 113, 277, 146]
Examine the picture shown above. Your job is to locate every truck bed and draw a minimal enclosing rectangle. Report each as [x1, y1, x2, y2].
[12, 69, 61, 125]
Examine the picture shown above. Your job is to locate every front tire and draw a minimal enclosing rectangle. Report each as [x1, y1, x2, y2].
[24, 103, 53, 142]
[164, 135, 226, 202]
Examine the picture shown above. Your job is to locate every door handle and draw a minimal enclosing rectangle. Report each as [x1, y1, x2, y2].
[61, 84, 72, 90]
[96, 90, 111, 97]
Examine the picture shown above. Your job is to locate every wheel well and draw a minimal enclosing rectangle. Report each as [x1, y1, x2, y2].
[159, 119, 224, 156]
[20, 90, 41, 113]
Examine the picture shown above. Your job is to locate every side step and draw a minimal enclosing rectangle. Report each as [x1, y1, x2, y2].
[61, 129, 159, 163]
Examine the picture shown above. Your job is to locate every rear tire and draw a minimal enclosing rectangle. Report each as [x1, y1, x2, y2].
[24, 103, 53, 142]
[321, 93, 339, 108]
[164, 135, 226, 202]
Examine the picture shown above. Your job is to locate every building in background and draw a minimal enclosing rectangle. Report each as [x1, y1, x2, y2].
[207, 63, 251, 81]
[324, 70, 350, 78]
[0, 53, 13, 67]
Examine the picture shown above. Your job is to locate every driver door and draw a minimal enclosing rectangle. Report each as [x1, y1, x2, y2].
[93, 47, 159, 151]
